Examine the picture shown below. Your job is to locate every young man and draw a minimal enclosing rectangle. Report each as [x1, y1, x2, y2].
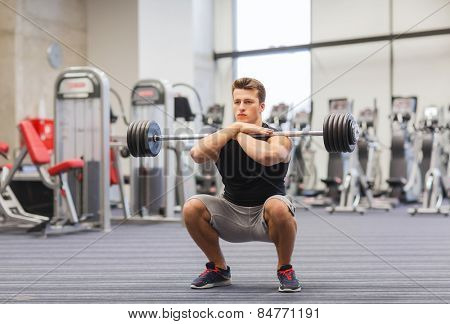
[183, 77, 300, 293]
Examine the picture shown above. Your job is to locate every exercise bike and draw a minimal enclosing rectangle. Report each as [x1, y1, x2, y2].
[409, 106, 449, 216]
[386, 97, 422, 204]
[286, 109, 318, 198]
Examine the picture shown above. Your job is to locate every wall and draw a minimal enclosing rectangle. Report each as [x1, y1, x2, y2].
[138, 0, 194, 84]
[393, 0, 450, 117]
[312, 0, 389, 41]
[311, 0, 391, 185]
[86, 0, 139, 137]
[138, 0, 215, 127]
[213, 0, 233, 125]
[1, 0, 216, 151]
[0, 0, 87, 149]
[193, 0, 215, 111]
[0, 0, 17, 148]
[311, 0, 450, 187]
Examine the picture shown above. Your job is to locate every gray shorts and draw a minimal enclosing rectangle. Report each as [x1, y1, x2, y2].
[186, 194, 295, 243]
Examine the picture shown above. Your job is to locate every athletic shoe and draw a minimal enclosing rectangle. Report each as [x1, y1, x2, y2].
[190, 262, 231, 289]
[277, 264, 302, 292]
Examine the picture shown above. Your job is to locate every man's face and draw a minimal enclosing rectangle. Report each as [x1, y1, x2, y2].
[232, 88, 265, 124]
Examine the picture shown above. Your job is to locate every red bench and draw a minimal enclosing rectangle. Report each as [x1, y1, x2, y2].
[19, 120, 84, 175]
[0, 142, 8, 155]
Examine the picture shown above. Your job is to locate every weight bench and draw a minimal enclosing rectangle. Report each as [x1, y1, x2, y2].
[0, 142, 12, 169]
[1, 140, 50, 227]
[0, 121, 87, 234]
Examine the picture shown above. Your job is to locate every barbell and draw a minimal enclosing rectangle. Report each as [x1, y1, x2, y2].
[126, 112, 360, 157]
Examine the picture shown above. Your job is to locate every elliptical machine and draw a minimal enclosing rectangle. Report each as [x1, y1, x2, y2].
[358, 106, 383, 196]
[327, 101, 392, 214]
[444, 106, 450, 198]
[409, 106, 449, 216]
[325, 98, 364, 214]
[286, 108, 318, 197]
[310, 98, 351, 207]
[356, 105, 392, 211]
[267, 103, 289, 129]
[386, 97, 422, 204]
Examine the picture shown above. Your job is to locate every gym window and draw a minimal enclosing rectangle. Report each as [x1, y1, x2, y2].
[234, 0, 311, 118]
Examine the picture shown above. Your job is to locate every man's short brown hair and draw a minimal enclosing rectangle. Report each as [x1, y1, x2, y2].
[232, 77, 266, 103]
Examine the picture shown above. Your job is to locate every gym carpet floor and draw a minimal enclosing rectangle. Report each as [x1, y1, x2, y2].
[0, 206, 449, 304]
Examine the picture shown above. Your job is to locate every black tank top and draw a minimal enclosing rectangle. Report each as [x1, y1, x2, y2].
[215, 123, 290, 206]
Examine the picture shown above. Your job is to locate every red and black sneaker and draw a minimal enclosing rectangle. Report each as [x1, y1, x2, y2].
[190, 262, 231, 289]
[277, 264, 302, 293]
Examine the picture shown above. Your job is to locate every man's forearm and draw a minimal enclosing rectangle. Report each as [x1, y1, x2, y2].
[190, 125, 240, 163]
[236, 133, 288, 166]
[236, 133, 273, 164]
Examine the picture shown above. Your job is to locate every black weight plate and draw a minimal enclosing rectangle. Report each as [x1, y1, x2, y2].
[147, 121, 162, 157]
[340, 113, 350, 152]
[335, 113, 345, 153]
[327, 113, 336, 153]
[348, 114, 359, 146]
[323, 114, 332, 152]
[129, 121, 139, 157]
[133, 120, 144, 156]
[333, 113, 343, 153]
[126, 121, 134, 156]
[336, 114, 346, 152]
[141, 120, 151, 156]
[127, 121, 138, 157]
[135, 120, 146, 157]
[132, 120, 142, 157]
[347, 124, 355, 152]
[143, 121, 151, 155]
[138, 121, 148, 157]
[140, 121, 150, 156]
[339, 113, 349, 153]
[348, 116, 358, 152]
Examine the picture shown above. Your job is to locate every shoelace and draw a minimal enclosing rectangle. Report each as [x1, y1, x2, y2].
[200, 267, 220, 277]
[278, 269, 294, 281]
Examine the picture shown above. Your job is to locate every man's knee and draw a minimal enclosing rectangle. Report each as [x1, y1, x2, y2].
[183, 199, 210, 225]
[264, 199, 296, 228]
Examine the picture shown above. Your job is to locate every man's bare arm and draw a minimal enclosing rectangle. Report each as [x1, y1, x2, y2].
[189, 124, 241, 163]
[236, 134, 292, 166]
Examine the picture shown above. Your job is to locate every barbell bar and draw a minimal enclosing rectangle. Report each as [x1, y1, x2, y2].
[126, 112, 360, 158]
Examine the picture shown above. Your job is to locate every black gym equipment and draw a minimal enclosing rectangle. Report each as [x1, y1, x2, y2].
[202, 104, 224, 128]
[315, 98, 354, 206]
[386, 96, 422, 203]
[126, 112, 360, 158]
[267, 103, 289, 127]
[409, 106, 449, 216]
[327, 104, 392, 214]
[286, 108, 320, 198]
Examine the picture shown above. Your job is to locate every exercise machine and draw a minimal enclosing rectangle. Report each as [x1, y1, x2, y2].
[386, 97, 422, 204]
[196, 104, 225, 195]
[409, 106, 449, 216]
[129, 79, 197, 221]
[267, 103, 289, 129]
[1, 141, 50, 228]
[286, 109, 318, 197]
[54, 66, 118, 231]
[1, 121, 88, 234]
[309, 98, 353, 207]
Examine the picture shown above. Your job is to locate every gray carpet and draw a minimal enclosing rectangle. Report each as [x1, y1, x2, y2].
[0, 206, 449, 304]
